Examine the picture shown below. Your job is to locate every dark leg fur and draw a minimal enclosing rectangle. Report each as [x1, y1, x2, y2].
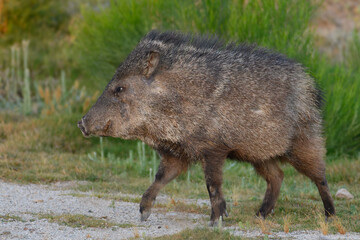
[202, 153, 228, 226]
[140, 154, 188, 221]
[285, 134, 335, 218]
[253, 160, 284, 218]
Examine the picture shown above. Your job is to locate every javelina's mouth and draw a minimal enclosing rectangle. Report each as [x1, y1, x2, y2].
[103, 120, 111, 133]
[77, 119, 90, 137]
[93, 119, 112, 137]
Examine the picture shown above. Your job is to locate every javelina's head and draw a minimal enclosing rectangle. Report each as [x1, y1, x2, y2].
[78, 47, 163, 140]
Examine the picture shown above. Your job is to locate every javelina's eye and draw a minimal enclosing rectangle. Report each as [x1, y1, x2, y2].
[114, 86, 125, 95]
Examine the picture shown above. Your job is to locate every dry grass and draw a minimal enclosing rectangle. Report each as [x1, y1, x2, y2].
[231, 185, 240, 207]
[256, 217, 271, 235]
[283, 215, 291, 233]
[320, 221, 329, 235]
[317, 213, 329, 235]
[333, 217, 347, 235]
[35, 81, 99, 116]
[133, 227, 140, 238]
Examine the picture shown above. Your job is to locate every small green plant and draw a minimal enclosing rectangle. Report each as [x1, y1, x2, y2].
[0, 41, 32, 114]
[152, 150, 157, 180]
[36, 213, 134, 229]
[22, 40, 31, 114]
[100, 137, 104, 162]
[0, 41, 98, 117]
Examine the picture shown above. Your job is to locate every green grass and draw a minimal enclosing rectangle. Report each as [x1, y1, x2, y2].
[313, 57, 360, 156]
[0, 214, 25, 223]
[36, 213, 135, 229]
[72, 0, 317, 88]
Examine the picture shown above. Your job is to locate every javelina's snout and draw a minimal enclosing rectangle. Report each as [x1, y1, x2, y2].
[78, 114, 112, 137]
[77, 117, 90, 137]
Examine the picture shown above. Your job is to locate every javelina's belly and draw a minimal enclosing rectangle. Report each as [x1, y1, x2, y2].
[214, 105, 294, 161]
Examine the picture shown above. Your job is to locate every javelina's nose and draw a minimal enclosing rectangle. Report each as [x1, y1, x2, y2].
[77, 120, 83, 129]
[77, 117, 90, 137]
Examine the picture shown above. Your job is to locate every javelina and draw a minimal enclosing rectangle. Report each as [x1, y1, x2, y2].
[78, 30, 335, 225]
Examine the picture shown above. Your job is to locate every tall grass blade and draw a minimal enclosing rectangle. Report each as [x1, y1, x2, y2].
[22, 40, 31, 114]
[61, 70, 66, 96]
[10, 46, 15, 100]
[152, 150, 157, 180]
[100, 137, 104, 163]
[23, 68, 31, 113]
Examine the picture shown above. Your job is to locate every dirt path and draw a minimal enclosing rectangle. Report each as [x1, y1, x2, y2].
[1, 181, 359, 240]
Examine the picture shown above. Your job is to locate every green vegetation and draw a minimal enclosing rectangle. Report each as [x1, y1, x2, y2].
[72, 0, 317, 87]
[0, 0, 73, 77]
[72, 0, 359, 157]
[0, 0, 359, 236]
[0, 214, 25, 223]
[36, 213, 135, 229]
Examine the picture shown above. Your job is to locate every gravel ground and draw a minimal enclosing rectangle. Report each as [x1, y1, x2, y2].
[0, 181, 206, 239]
[1, 181, 360, 240]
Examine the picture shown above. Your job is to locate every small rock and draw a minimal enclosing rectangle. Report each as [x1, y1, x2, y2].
[335, 188, 354, 200]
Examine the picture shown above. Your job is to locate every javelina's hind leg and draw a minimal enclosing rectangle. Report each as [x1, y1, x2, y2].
[140, 154, 187, 221]
[253, 160, 284, 218]
[286, 135, 335, 218]
[202, 154, 228, 226]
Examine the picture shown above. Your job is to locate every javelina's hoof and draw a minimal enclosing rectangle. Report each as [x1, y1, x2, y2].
[209, 220, 218, 227]
[254, 213, 265, 220]
[140, 210, 151, 221]
[255, 208, 273, 219]
[325, 215, 335, 223]
[209, 210, 228, 227]
[208, 199, 229, 227]
[209, 215, 227, 227]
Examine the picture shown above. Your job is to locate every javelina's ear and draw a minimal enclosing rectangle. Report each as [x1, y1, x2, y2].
[144, 51, 160, 78]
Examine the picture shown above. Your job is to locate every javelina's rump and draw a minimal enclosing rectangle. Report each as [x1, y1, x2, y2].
[78, 31, 335, 225]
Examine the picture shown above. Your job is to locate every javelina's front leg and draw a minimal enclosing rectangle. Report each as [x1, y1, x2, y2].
[140, 154, 187, 221]
[202, 156, 228, 226]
